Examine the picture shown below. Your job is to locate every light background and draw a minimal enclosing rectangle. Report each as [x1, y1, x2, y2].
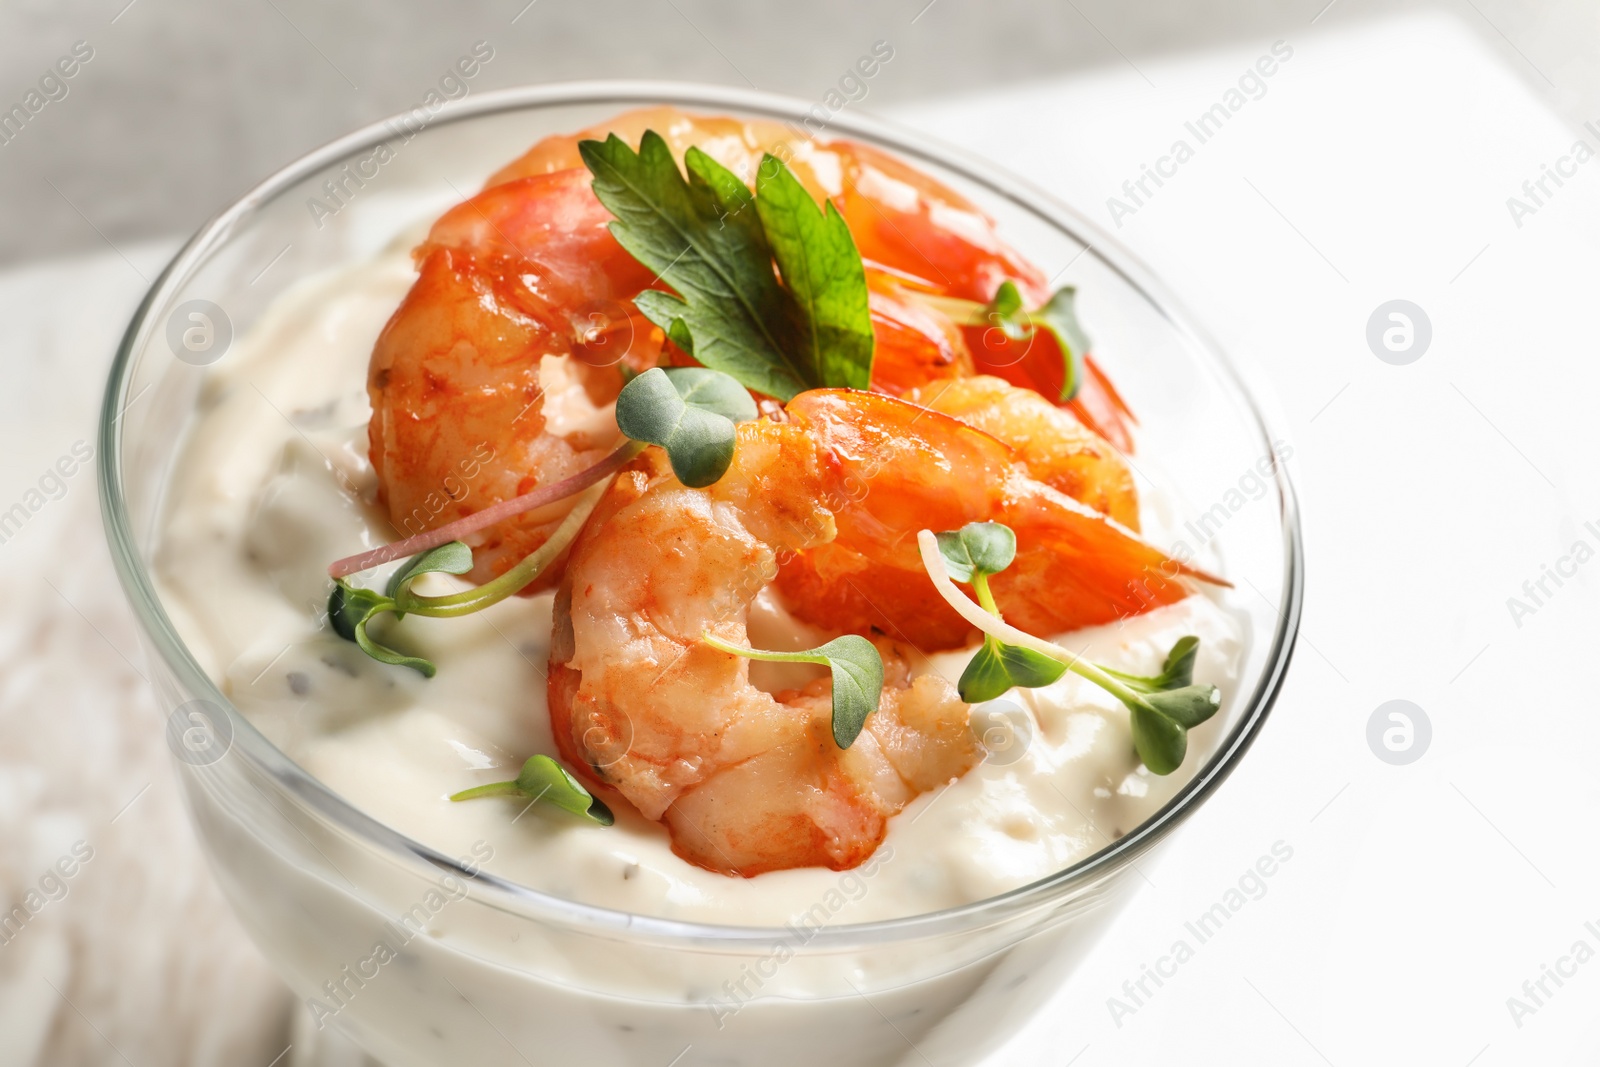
[2, 2, 1599, 1065]
[1, 0, 1598, 266]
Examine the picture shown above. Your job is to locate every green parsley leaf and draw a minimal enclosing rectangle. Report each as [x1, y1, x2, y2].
[579, 132, 877, 400]
[450, 754, 614, 825]
[753, 154, 874, 390]
[615, 367, 757, 487]
[579, 132, 810, 401]
[701, 631, 884, 749]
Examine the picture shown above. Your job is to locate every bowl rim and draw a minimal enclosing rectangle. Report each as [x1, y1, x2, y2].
[99, 79, 1303, 950]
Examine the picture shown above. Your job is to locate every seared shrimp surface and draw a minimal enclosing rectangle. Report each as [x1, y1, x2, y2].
[551, 390, 1199, 872]
[775, 389, 1200, 652]
[367, 168, 662, 585]
[368, 107, 1128, 589]
[548, 433, 979, 876]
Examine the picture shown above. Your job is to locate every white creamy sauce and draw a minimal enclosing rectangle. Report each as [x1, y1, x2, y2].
[155, 253, 1245, 928]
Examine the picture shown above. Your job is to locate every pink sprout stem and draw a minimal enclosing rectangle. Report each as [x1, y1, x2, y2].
[328, 441, 644, 579]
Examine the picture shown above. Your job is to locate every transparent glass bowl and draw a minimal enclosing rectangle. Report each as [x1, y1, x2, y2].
[99, 82, 1302, 1067]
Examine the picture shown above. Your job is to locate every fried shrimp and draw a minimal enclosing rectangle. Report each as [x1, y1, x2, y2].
[548, 430, 979, 877]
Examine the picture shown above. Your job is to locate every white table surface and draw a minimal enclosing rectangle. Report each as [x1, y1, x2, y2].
[3, 11, 1596, 1065]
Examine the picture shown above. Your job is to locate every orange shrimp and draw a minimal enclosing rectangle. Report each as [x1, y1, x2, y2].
[548, 435, 978, 877]
[900, 375, 1138, 529]
[370, 109, 1137, 588]
[774, 388, 1205, 652]
[367, 168, 662, 585]
[865, 269, 975, 396]
[549, 388, 1201, 873]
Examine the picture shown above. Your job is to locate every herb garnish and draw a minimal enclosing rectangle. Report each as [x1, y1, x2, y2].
[937, 523, 1068, 703]
[753, 155, 874, 390]
[579, 131, 874, 400]
[329, 365, 758, 672]
[450, 754, 614, 825]
[329, 540, 475, 677]
[328, 481, 607, 674]
[614, 366, 758, 487]
[919, 524, 1220, 775]
[916, 281, 1091, 402]
[701, 631, 884, 749]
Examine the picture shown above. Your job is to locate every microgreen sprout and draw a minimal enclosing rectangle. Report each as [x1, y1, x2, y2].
[701, 631, 884, 749]
[912, 281, 1091, 402]
[450, 754, 613, 825]
[327, 481, 608, 675]
[921, 524, 1220, 775]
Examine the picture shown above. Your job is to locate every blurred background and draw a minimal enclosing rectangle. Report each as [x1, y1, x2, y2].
[5, 1, 1600, 1065]
[2, 0, 1597, 266]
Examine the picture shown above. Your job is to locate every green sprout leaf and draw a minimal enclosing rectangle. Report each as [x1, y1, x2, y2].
[702, 631, 884, 749]
[450, 754, 614, 826]
[934, 521, 1017, 584]
[385, 540, 474, 608]
[328, 581, 387, 642]
[983, 280, 1028, 340]
[328, 481, 610, 676]
[1129, 703, 1187, 776]
[920, 525, 1222, 776]
[923, 281, 1089, 402]
[327, 579, 437, 677]
[615, 367, 758, 488]
[958, 636, 1067, 703]
[1032, 287, 1091, 402]
[1102, 635, 1198, 693]
[753, 154, 874, 390]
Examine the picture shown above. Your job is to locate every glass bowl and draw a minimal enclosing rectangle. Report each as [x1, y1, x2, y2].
[99, 82, 1302, 1067]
